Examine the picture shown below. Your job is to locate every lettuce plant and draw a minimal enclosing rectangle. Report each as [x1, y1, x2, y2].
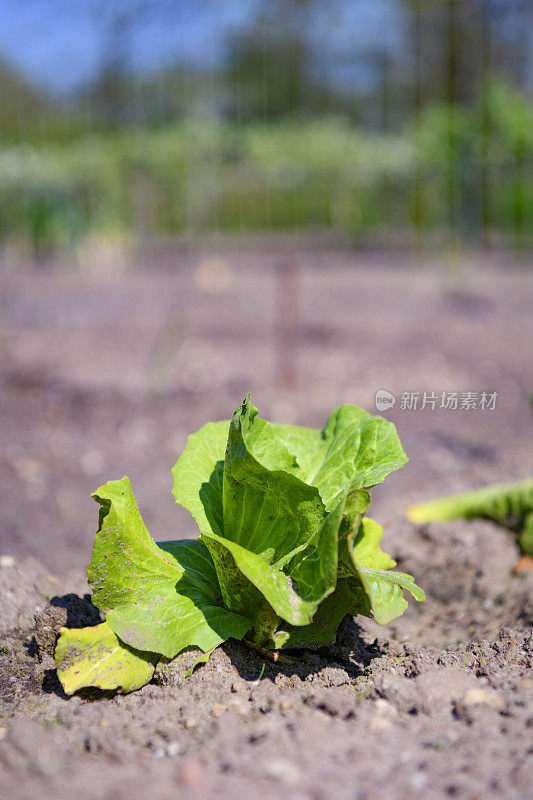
[408, 478, 533, 556]
[55, 395, 424, 694]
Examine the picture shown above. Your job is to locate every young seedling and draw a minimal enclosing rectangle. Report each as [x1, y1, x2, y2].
[408, 478, 533, 566]
[56, 395, 425, 695]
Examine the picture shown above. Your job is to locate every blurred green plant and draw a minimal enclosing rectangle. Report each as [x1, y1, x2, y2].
[412, 79, 533, 245]
[408, 478, 533, 557]
[1, 78, 532, 256]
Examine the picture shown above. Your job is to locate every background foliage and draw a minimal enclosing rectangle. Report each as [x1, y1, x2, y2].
[1, 0, 532, 255]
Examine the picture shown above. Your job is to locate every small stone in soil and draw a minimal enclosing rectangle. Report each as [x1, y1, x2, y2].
[456, 688, 504, 713]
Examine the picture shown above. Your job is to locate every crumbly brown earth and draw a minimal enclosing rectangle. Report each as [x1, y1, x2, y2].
[1, 244, 532, 800]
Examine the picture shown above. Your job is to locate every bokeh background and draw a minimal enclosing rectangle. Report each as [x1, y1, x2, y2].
[2, 0, 533, 253]
[1, 0, 532, 575]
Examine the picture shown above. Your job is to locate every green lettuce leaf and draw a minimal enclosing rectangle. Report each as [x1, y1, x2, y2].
[344, 517, 425, 625]
[351, 516, 397, 570]
[171, 420, 228, 538]
[519, 513, 533, 556]
[87, 477, 251, 658]
[271, 404, 408, 510]
[354, 565, 425, 624]
[173, 397, 343, 641]
[55, 621, 157, 694]
[276, 516, 425, 643]
[56, 395, 422, 696]
[182, 647, 215, 678]
[408, 478, 533, 555]
[172, 414, 282, 641]
[270, 578, 370, 649]
[214, 398, 340, 622]
[171, 397, 415, 643]
[336, 489, 372, 577]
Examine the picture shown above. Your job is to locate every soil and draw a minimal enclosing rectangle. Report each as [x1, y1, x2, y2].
[1, 243, 532, 799]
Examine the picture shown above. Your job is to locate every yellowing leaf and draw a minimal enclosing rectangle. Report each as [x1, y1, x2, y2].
[55, 622, 157, 695]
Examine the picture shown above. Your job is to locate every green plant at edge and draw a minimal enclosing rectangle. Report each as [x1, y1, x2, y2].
[408, 479, 533, 556]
